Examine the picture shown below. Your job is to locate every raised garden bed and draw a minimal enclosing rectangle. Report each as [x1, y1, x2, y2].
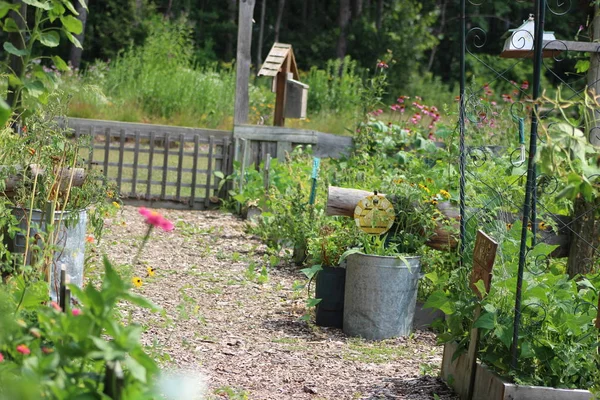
[441, 342, 593, 400]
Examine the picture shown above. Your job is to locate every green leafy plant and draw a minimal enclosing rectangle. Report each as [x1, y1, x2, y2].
[0, 256, 160, 399]
[0, 0, 86, 120]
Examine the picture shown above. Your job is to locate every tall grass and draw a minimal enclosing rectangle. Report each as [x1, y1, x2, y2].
[64, 17, 457, 134]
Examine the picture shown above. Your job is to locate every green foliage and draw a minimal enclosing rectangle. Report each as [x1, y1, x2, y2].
[0, 0, 86, 119]
[303, 56, 364, 115]
[0, 256, 161, 399]
[426, 221, 600, 389]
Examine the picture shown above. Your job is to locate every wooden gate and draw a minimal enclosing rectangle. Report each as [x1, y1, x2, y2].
[68, 118, 233, 210]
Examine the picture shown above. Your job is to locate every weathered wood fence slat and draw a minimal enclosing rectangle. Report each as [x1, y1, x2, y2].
[66, 118, 353, 210]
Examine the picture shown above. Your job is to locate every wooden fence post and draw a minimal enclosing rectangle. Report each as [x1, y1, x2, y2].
[234, 0, 256, 126]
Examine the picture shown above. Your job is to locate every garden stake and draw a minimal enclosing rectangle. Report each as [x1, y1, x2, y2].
[511, 0, 546, 372]
[59, 264, 67, 311]
[466, 230, 497, 400]
[518, 117, 525, 165]
[309, 157, 320, 206]
[263, 153, 271, 193]
[458, 0, 467, 258]
[64, 286, 71, 314]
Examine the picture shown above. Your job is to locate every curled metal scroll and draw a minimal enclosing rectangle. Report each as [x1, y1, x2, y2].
[509, 147, 528, 167]
[521, 303, 547, 330]
[542, 40, 568, 63]
[466, 27, 487, 54]
[589, 126, 600, 143]
[546, 0, 572, 16]
[536, 174, 558, 196]
[510, 102, 527, 121]
[465, 92, 491, 124]
[468, 147, 487, 167]
[525, 250, 550, 275]
[507, 28, 534, 53]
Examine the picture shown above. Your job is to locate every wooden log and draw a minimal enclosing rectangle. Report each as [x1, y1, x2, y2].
[326, 186, 459, 251]
[4, 165, 86, 193]
[326, 186, 573, 255]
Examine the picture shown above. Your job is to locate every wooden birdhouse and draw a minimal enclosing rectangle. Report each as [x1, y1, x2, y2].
[258, 43, 309, 126]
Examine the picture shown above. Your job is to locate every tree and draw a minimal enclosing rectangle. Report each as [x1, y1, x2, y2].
[69, 0, 89, 70]
[274, 0, 286, 42]
[255, 0, 266, 68]
[336, 0, 351, 59]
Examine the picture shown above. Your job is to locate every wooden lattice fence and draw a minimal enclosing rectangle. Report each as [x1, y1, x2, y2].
[68, 118, 233, 210]
[66, 118, 353, 210]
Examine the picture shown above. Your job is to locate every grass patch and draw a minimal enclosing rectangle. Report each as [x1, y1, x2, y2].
[343, 338, 409, 364]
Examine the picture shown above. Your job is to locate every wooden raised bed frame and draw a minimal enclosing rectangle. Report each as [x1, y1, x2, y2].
[441, 342, 592, 400]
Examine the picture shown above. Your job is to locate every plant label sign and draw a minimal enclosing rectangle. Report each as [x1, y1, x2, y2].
[596, 295, 600, 330]
[354, 193, 395, 235]
[470, 230, 498, 299]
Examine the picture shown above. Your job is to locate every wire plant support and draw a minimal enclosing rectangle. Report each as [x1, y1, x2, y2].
[458, 0, 600, 378]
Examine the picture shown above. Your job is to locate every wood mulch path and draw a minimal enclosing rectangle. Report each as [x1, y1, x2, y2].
[89, 205, 459, 400]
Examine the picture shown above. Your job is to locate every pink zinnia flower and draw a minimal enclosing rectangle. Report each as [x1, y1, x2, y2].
[16, 345, 30, 355]
[0, 353, 4, 362]
[521, 80, 529, 90]
[138, 208, 174, 232]
[72, 308, 82, 316]
[50, 301, 61, 312]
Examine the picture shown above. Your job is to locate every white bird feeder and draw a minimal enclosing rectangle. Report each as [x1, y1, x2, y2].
[500, 15, 557, 58]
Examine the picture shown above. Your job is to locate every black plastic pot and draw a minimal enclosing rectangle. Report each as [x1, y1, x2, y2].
[315, 265, 346, 328]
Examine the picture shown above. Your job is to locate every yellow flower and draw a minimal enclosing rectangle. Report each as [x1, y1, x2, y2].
[147, 267, 155, 277]
[431, 199, 438, 205]
[439, 189, 451, 199]
[107, 190, 114, 198]
[132, 277, 143, 288]
[112, 201, 120, 209]
[393, 178, 404, 184]
[538, 221, 547, 231]
[506, 223, 513, 230]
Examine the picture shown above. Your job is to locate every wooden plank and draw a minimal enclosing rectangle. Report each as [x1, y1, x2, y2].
[276, 141, 292, 161]
[205, 136, 215, 208]
[314, 131, 353, 158]
[263, 153, 271, 192]
[119, 178, 208, 188]
[268, 47, 290, 57]
[543, 40, 600, 53]
[442, 342, 592, 400]
[234, 125, 318, 144]
[176, 133, 184, 201]
[234, 0, 256, 125]
[122, 198, 210, 211]
[441, 342, 473, 400]
[161, 135, 170, 199]
[116, 129, 125, 193]
[91, 145, 224, 159]
[103, 128, 110, 180]
[258, 69, 278, 77]
[190, 134, 200, 207]
[221, 137, 232, 198]
[132, 131, 140, 195]
[147, 131, 155, 200]
[273, 53, 290, 126]
[87, 126, 94, 171]
[67, 117, 231, 140]
[504, 383, 592, 400]
[240, 138, 248, 194]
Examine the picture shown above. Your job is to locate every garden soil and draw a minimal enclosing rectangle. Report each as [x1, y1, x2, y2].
[90, 206, 458, 400]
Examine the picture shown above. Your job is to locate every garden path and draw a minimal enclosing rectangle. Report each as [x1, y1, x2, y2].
[90, 205, 458, 400]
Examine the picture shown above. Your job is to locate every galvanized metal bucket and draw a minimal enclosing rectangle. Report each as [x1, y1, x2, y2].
[11, 208, 87, 301]
[343, 252, 420, 340]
